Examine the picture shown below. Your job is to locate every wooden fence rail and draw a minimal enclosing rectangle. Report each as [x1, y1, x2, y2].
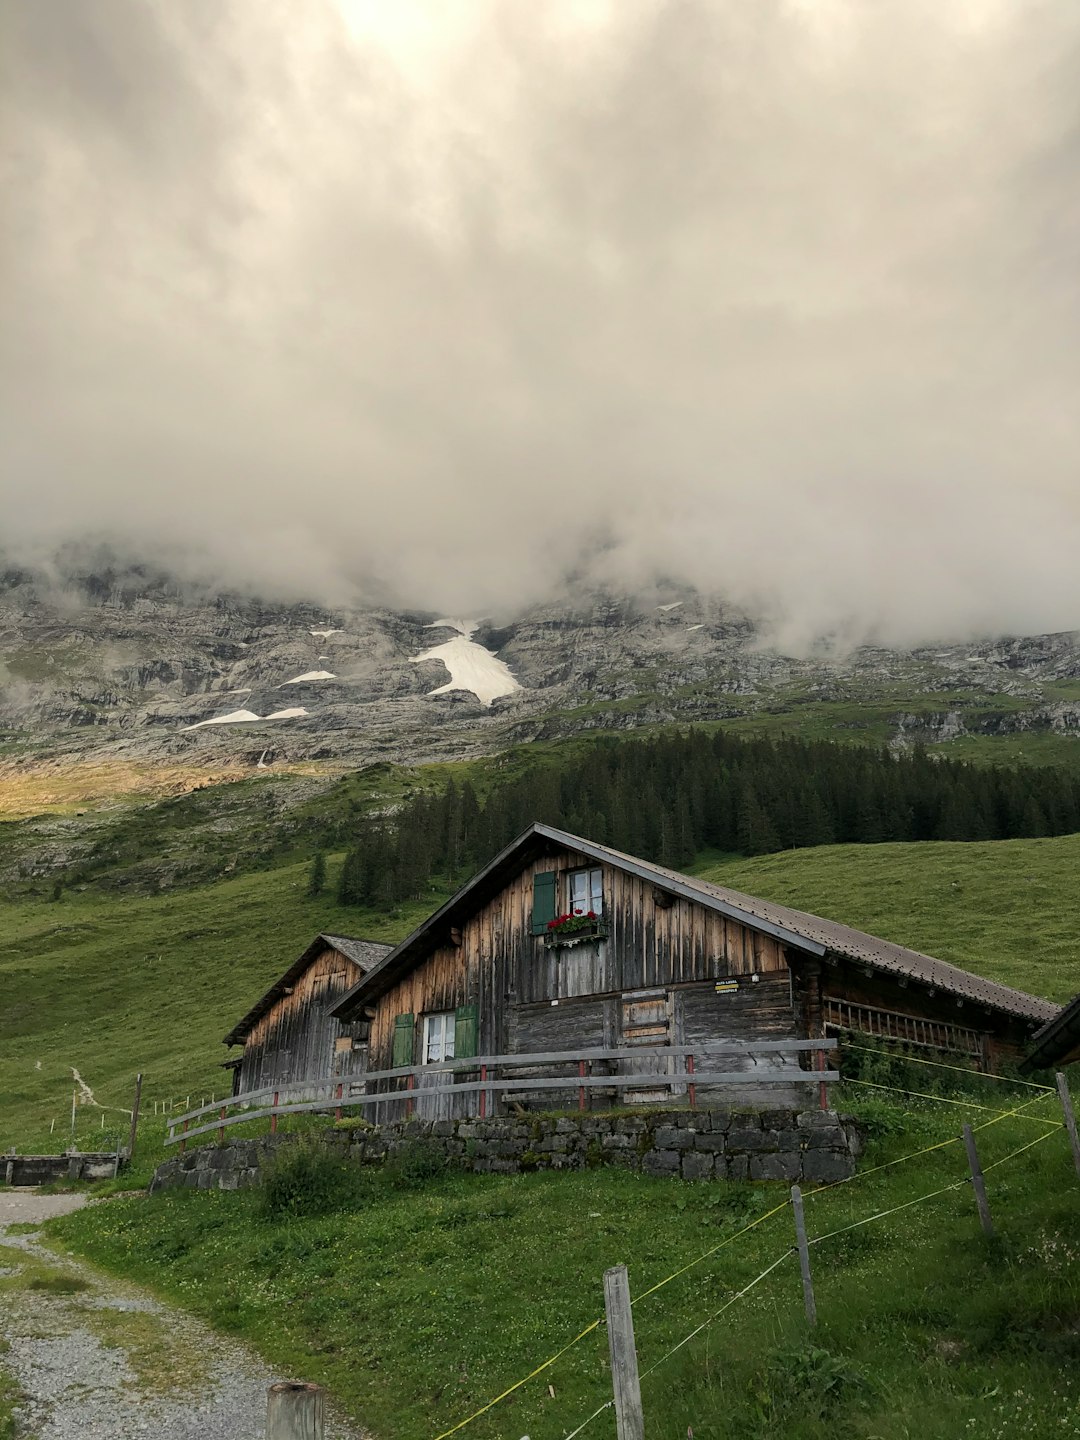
[165, 1041, 839, 1149]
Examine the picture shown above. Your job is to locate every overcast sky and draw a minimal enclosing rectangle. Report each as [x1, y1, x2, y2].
[2, 0, 1078, 647]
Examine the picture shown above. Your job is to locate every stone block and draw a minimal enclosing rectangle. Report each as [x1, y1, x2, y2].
[796, 1109, 839, 1129]
[691, 1133, 725, 1154]
[804, 1127, 845, 1150]
[555, 1118, 579, 1134]
[614, 1116, 647, 1135]
[457, 1123, 479, 1140]
[431, 1120, 455, 1137]
[801, 1151, 853, 1183]
[726, 1154, 750, 1181]
[218, 1170, 240, 1191]
[681, 1151, 715, 1181]
[642, 1149, 681, 1175]
[728, 1128, 778, 1153]
[712, 1156, 729, 1181]
[761, 1109, 796, 1130]
[601, 1133, 634, 1150]
[654, 1126, 694, 1151]
[750, 1152, 801, 1182]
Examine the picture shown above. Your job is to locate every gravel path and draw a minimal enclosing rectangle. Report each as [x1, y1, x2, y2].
[0, 1189, 366, 1439]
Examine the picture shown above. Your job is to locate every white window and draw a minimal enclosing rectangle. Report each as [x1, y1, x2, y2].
[568, 867, 604, 917]
[423, 1011, 456, 1064]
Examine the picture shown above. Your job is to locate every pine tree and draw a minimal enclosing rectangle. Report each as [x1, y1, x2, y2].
[306, 850, 327, 898]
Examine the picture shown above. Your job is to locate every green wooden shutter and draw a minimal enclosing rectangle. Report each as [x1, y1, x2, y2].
[531, 871, 558, 934]
[454, 1004, 479, 1060]
[391, 1012, 414, 1068]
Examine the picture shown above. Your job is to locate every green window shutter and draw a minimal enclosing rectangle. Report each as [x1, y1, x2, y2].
[454, 1004, 479, 1060]
[391, 1012, 414, 1068]
[531, 871, 558, 934]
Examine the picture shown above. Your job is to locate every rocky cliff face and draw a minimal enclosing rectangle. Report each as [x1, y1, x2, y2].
[2, 562, 1079, 774]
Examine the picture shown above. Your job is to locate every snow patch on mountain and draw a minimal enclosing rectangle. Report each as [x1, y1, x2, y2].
[182, 707, 309, 731]
[411, 623, 520, 707]
[282, 671, 336, 685]
[310, 629, 342, 639]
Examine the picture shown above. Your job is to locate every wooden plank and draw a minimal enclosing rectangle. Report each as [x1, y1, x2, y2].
[603, 1265, 644, 1440]
[1056, 1073, 1080, 1180]
[962, 1123, 994, 1236]
[791, 1185, 817, 1326]
[166, 1068, 841, 1144]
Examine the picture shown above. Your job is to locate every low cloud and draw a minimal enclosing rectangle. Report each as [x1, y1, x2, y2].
[2, 0, 1079, 647]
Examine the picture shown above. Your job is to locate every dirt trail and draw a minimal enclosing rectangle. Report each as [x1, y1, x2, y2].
[0, 1189, 366, 1439]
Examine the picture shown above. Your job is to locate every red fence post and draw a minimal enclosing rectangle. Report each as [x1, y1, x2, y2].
[270, 1090, 279, 1135]
[687, 1053, 697, 1111]
[817, 1048, 828, 1112]
[218, 1105, 226, 1145]
[335, 1083, 343, 1123]
[479, 1064, 488, 1119]
[406, 1071, 415, 1119]
[180, 1117, 189, 1155]
[578, 1059, 587, 1112]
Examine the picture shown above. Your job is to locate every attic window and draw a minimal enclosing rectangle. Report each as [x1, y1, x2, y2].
[568, 867, 603, 917]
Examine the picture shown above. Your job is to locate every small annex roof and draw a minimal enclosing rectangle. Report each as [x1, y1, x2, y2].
[1020, 991, 1080, 1073]
[330, 823, 1058, 1027]
[224, 932, 392, 1047]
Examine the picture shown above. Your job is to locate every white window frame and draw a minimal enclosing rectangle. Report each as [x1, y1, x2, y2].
[568, 867, 604, 918]
[422, 1010, 456, 1065]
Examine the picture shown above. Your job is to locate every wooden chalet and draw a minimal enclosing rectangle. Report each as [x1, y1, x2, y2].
[324, 824, 1058, 1112]
[223, 933, 391, 1095]
[1021, 992, 1080, 1073]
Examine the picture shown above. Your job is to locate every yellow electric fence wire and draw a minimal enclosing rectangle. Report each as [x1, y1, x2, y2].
[808, 1126, 1060, 1247]
[841, 1041, 1055, 1090]
[633, 1197, 792, 1305]
[433, 1087, 1063, 1438]
[842, 1076, 1061, 1125]
[430, 1318, 602, 1440]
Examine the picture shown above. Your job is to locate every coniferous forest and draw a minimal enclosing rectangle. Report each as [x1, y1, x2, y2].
[336, 731, 1080, 909]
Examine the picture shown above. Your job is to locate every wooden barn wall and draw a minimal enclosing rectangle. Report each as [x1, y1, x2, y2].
[369, 847, 791, 1070]
[239, 949, 367, 1093]
[820, 964, 1035, 1061]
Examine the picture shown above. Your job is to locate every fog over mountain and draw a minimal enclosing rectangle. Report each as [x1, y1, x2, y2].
[2, 0, 1079, 650]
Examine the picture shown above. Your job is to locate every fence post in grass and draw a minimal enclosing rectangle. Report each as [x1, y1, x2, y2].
[962, 1124, 994, 1236]
[267, 1381, 325, 1439]
[126, 1072, 143, 1162]
[790, 1185, 817, 1326]
[270, 1091, 280, 1136]
[1056, 1074, 1080, 1180]
[603, 1265, 644, 1440]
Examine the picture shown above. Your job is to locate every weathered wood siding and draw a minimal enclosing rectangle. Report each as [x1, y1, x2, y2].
[369, 845, 794, 1074]
[239, 947, 369, 1094]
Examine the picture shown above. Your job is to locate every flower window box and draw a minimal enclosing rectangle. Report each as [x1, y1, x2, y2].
[543, 911, 609, 948]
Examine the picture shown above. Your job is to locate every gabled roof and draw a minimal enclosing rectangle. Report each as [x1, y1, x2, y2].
[1021, 991, 1080, 1073]
[224, 932, 392, 1047]
[331, 823, 1058, 1027]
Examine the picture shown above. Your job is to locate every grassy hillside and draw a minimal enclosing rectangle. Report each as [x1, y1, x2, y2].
[693, 833, 1080, 1005]
[44, 1088, 1080, 1440]
[3, 834, 1080, 1153]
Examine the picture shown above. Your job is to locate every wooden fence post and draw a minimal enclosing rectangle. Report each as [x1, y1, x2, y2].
[578, 1059, 588, 1113]
[180, 1118, 189, 1155]
[270, 1091, 280, 1136]
[817, 1046, 828, 1112]
[1056, 1073, 1080, 1179]
[479, 1064, 488, 1119]
[334, 1083, 343, 1124]
[790, 1185, 817, 1326]
[603, 1265, 644, 1440]
[267, 1381, 325, 1439]
[962, 1123, 994, 1236]
[687, 1053, 697, 1111]
[126, 1072, 143, 1161]
[405, 1072, 414, 1119]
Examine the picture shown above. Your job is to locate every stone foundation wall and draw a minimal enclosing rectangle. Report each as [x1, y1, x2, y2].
[149, 1107, 861, 1194]
[5, 1152, 121, 1186]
